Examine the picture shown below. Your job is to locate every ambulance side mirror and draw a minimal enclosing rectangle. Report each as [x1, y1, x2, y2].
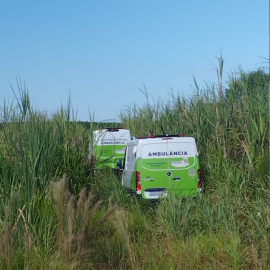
[117, 159, 124, 170]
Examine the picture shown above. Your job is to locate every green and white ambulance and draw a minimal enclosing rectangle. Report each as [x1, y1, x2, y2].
[121, 135, 202, 199]
[92, 128, 134, 170]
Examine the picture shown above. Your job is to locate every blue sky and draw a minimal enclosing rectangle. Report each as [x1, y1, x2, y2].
[0, 0, 268, 122]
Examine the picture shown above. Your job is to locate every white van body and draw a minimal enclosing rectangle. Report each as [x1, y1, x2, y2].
[92, 128, 133, 169]
[122, 136, 201, 199]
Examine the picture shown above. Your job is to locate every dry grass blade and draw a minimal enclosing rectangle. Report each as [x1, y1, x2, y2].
[114, 209, 137, 269]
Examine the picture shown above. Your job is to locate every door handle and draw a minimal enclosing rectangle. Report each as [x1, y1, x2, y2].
[173, 177, 181, 180]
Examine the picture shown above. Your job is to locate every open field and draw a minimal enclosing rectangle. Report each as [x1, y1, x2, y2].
[0, 66, 269, 269]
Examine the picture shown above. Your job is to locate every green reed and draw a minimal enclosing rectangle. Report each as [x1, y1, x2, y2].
[0, 64, 269, 269]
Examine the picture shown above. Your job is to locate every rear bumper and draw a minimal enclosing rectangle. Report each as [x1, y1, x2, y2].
[143, 188, 167, 199]
[141, 188, 199, 199]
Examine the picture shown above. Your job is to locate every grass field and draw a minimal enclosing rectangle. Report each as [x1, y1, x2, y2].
[0, 65, 269, 269]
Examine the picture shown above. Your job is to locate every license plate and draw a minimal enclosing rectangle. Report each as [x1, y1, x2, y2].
[149, 191, 163, 196]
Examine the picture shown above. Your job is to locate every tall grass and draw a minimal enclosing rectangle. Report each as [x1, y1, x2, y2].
[118, 66, 269, 268]
[0, 82, 95, 267]
[120, 67, 269, 187]
[0, 65, 269, 269]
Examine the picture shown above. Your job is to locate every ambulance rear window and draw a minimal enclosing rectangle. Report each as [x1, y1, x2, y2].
[141, 141, 195, 159]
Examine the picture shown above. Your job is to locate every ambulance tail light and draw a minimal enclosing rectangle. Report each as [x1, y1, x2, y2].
[136, 171, 142, 194]
[198, 169, 202, 191]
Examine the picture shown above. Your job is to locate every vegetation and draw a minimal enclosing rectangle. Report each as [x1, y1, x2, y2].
[0, 63, 269, 269]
